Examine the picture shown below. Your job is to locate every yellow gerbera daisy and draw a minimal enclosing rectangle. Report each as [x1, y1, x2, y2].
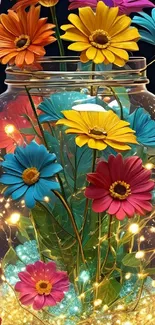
[56, 110, 137, 151]
[61, 1, 140, 66]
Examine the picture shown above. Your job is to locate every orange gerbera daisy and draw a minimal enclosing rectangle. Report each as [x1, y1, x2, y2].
[13, 0, 59, 10]
[0, 5, 56, 67]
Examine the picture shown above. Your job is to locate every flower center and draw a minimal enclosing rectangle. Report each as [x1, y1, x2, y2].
[89, 30, 111, 49]
[15, 35, 30, 51]
[36, 280, 52, 295]
[22, 167, 40, 185]
[109, 181, 131, 200]
[89, 127, 107, 139]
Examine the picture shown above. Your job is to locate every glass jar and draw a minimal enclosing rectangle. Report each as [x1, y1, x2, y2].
[0, 57, 155, 325]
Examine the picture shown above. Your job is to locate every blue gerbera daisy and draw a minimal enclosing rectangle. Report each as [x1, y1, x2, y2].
[39, 91, 89, 123]
[132, 9, 155, 45]
[0, 141, 63, 209]
[126, 107, 155, 147]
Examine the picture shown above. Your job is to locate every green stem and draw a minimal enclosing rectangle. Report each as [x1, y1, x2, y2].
[131, 279, 145, 311]
[74, 146, 78, 192]
[109, 87, 124, 120]
[50, 6, 64, 56]
[94, 213, 102, 301]
[25, 87, 49, 148]
[50, 6, 66, 71]
[29, 212, 45, 262]
[53, 190, 86, 264]
[26, 87, 67, 198]
[101, 215, 112, 272]
[92, 149, 97, 172]
[91, 61, 96, 96]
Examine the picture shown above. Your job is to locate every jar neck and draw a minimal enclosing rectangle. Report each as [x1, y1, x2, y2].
[5, 56, 149, 94]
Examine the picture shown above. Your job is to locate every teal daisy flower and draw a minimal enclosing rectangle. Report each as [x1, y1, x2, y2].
[126, 107, 155, 147]
[132, 9, 155, 45]
[39, 91, 89, 123]
[0, 141, 62, 209]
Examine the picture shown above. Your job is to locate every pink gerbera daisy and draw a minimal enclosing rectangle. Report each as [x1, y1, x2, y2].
[68, 0, 154, 14]
[15, 261, 69, 310]
[85, 154, 154, 220]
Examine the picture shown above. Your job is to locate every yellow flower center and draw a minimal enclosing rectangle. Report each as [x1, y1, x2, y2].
[89, 30, 111, 49]
[15, 35, 30, 51]
[109, 181, 131, 200]
[35, 280, 52, 295]
[22, 167, 40, 185]
[88, 126, 107, 139]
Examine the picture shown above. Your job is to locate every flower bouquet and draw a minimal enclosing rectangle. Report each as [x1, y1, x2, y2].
[0, 1, 155, 325]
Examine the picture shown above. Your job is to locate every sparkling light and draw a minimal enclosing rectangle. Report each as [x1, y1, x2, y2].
[145, 163, 154, 170]
[135, 251, 145, 259]
[122, 322, 133, 325]
[150, 226, 155, 233]
[44, 196, 50, 202]
[117, 304, 125, 310]
[7, 212, 21, 225]
[94, 282, 99, 288]
[125, 273, 131, 280]
[5, 124, 15, 135]
[139, 236, 145, 242]
[152, 280, 155, 288]
[129, 223, 139, 234]
[4, 203, 10, 209]
[79, 270, 90, 283]
[94, 299, 102, 307]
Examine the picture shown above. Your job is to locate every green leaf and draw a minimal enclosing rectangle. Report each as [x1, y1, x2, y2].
[31, 204, 75, 271]
[20, 128, 35, 135]
[44, 131, 60, 157]
[2, 247, 18, 269]
[98, 278, 122, 305]
[122, 252, 141, 267]
[17, 216, 32, 240]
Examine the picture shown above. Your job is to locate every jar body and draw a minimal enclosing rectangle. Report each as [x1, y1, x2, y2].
[0, 57, 155, 325]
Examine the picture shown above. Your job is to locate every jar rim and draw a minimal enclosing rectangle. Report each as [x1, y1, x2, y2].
[5, 56, 149, 88]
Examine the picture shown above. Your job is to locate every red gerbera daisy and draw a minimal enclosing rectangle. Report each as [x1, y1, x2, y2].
[85, 154, 154, 220]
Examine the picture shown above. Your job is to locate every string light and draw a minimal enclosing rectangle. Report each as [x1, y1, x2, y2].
[128, 223, 139, 234]
[79, 270, 90, 283]
[44, 196, 50, 202]
[125, 273, 131, 280]
[139, 236, 145, 242]
[135, 251, 145, 259]
[152, 280, 155, 288]
[7, 212, 21, 225]
[4, 203, 10, 209]
[94, 282, 99, 288]
[145, 163, 154, 170]
[150, 227, 155, 233]
[94, 299, 102, 307]
[4, 124, 15, 135]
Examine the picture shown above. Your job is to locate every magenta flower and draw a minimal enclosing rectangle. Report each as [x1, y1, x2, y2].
[15, 261, 69, 310]
[85, 154, 154, 220]
[68, 0, 154, 15]
[113, 0, 155, 15]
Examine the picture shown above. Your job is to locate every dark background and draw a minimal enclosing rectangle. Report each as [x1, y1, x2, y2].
[0, 0, 155, 94]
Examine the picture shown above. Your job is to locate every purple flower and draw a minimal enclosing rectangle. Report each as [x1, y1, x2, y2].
[68, 0, 154, 15]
